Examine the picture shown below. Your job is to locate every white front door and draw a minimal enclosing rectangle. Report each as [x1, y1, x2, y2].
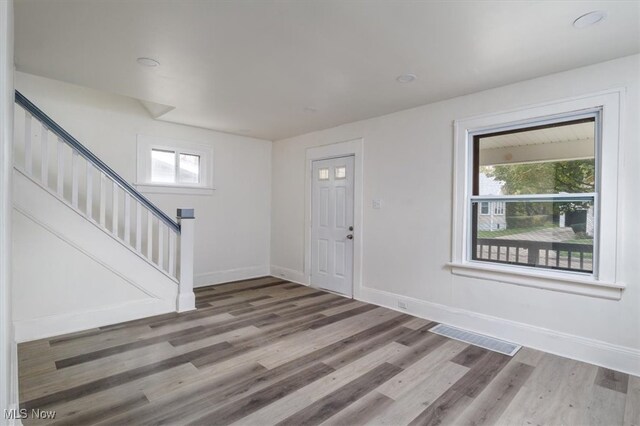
[311, 156, 355, 296]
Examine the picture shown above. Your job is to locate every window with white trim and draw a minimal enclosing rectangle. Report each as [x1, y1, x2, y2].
[451, 91, 623, 297]
[480, 202, 489, 215]
[472, 117, 596, 274]
[137, 134, 213, 194]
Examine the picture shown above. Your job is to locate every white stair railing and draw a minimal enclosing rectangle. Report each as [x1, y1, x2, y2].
[13, 91, 195, 312]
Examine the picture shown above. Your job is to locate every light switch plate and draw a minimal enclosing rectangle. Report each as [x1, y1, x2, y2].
[372, 199, 382, 209]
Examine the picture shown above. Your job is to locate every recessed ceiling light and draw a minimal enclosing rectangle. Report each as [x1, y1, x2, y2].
[396, 73, 417, 84]
[573, 11, 607, 28]
[137, 57, 160, 67]
[303, 107, 318, 113]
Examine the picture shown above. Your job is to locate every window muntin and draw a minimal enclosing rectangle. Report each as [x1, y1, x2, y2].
[318, 168, 329, 180]
[471, 117, 597, 275]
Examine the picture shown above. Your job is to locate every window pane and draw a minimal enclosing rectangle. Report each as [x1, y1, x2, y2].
[318, 168, 329, 180]
[151, 149, 175, 183]
[477, 119, 595, 196]
[472, 199, 594, 273]
[335, 166, 346, 179]
[179, 153, 200, 184]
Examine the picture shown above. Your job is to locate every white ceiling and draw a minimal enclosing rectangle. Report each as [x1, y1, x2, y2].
[14, 0, 640, 141]
[480, 121, 594, 150]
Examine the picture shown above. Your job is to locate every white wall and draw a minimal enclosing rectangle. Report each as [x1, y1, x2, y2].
[15, 71, 272, 287]
[0, 0, 19, 420]
[271, 55, 640, 375]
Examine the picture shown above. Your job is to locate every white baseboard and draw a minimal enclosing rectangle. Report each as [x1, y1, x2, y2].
[358, 286, 640, 377]
[270, 265, 307, 286]
[194, 265, 271, 288]
[14, 298, 175, 342]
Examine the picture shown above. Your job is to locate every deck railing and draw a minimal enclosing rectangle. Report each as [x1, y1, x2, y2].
[475, 238, 593, 272]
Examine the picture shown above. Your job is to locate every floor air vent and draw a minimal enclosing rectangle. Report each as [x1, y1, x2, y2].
[429, 324, 521, 356]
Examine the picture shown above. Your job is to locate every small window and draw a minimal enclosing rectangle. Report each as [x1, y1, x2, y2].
[480, 202, 489, 215]
[493, 202, 505, 215]
[335, 166, 346, 179]
[150, 149, 201, 185]
[318, 168, 329, 180]
[137, 135, 213, 194]
[150, 149, 200, 184]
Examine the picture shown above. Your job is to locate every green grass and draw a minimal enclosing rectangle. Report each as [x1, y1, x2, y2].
[563, 238, 594, 245]
[559, 250, 593, 260]
[477, 225, 554, 239]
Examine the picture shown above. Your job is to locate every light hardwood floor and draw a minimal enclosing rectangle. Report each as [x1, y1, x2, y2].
[18, 276, 640, 425]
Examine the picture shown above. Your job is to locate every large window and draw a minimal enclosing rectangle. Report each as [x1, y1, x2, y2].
[471, 118, 596, 274]
[136, 134, 213, 195]
[451, 90, 623, 298]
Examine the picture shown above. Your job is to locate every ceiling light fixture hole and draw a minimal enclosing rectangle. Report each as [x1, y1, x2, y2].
[396, 73, 417, 84]
[137, 57, 160, 67]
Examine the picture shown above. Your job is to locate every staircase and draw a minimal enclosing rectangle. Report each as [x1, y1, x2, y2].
[12, 91, 196, 341]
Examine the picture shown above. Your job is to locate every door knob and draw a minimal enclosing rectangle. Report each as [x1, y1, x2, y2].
[346, 234, 353, 240]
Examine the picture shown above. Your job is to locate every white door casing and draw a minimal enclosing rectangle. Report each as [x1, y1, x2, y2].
[311, 156, 354, 296]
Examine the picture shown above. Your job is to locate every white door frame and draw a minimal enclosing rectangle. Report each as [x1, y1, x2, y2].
[0, 0, 17, 418]
[304, 138, 363, 299]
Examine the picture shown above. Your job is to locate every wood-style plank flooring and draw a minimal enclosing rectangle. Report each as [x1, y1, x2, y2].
[18, 276, 640, 425]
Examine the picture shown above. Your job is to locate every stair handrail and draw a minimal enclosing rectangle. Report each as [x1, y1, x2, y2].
[14, 90, 180, 233]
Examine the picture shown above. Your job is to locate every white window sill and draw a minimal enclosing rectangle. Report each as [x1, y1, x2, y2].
[135, 183, 215, 195]
[447, 261, 624, 300]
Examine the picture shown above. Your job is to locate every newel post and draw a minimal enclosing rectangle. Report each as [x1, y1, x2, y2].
[177, 208, 196, 312]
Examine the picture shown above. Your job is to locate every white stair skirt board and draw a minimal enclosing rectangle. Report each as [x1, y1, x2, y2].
[430, 323, 522, 356]
[13, 171, 178, 299]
